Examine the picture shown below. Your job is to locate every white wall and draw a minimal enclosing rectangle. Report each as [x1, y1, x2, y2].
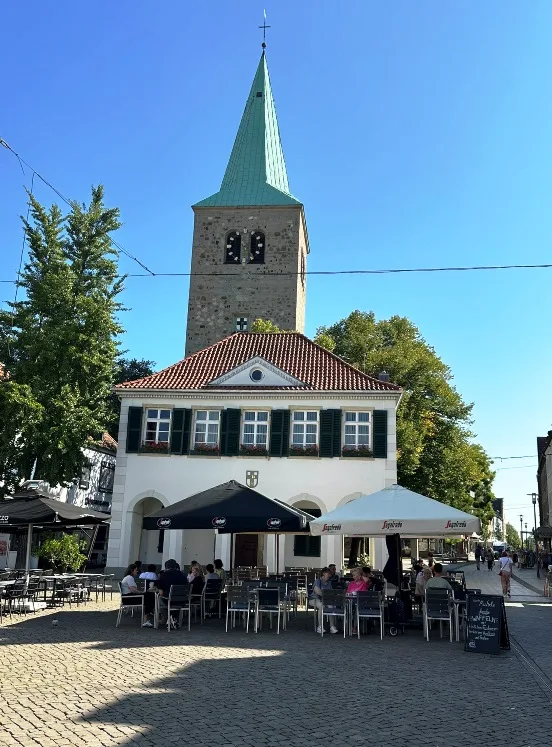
[106, 392, 399, 574]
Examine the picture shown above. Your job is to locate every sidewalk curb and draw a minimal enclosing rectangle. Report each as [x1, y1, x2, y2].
[511, 571, 544, 596]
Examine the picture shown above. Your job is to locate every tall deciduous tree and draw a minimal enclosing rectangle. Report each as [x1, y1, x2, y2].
[506, 523, 521, 548]
[0, 186, 123, 495]
[314, 311, 495, 523]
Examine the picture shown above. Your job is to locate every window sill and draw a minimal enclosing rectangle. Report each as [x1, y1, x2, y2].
[339, 456, 375, 461]
[138, 451, 170, 456]
[188, 452, 221, 458]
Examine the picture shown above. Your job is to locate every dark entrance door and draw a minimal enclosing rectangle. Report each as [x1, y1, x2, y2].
[234, 534, 259, 567]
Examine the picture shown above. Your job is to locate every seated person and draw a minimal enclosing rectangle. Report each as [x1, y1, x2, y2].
[214, 559, 226, 586]
[412, 558, 424, 576]
[204, 564, 219, 581]
[361, 566, 373, 589]
[327, 564, 339, 584]
[414, 566, 433, 604]
[139, 564, 158, 584]
[187, 560, 200, 583]
[120, 566, 155, 627]
[424, 563, 452, 592]
[347, 567, 368, 595]
[189, 565, 205, 597]
[310, 568, 338, 635]
[157, 559, 189, 598]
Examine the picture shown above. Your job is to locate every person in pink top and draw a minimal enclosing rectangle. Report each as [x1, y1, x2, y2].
[347, 567, 368, 595]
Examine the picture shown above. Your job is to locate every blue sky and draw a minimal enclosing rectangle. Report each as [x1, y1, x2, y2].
[1, 1, 550, 528]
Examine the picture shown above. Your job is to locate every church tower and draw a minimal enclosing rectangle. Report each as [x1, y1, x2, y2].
[185, 51, 309, 355]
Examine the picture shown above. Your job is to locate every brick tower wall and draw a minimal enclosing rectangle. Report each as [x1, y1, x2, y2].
[185, 206, 308, 355]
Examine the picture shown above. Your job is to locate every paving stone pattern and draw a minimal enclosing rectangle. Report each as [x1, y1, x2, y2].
[1, 569, 551, 747]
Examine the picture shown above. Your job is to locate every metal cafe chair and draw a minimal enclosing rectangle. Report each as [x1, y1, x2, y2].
[201, 579, 223, 620]
[355, 591, 384, 640]
[424, 589, 453, 642]
[115, 582, 144, 627]
[164, 584, 191, 632]
[254, 588, 285, 634]
[226, 586, 253, 633]
[320, 589, 347, 638]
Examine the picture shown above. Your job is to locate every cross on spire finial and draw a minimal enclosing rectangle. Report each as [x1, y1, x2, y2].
[259, 9, 270, 49]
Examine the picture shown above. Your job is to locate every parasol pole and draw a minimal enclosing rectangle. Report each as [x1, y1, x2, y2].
[24, 523, 33, 584]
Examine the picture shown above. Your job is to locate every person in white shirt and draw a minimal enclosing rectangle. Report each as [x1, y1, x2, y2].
[498, 551, 513, 597]
[139, 564, 159, 584]
[121, 566, 139, 595]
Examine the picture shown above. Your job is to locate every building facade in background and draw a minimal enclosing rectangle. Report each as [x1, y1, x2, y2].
[106, 333, 401, 576]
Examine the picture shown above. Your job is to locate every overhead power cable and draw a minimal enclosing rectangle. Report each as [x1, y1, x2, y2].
[1, 136, 155, 276]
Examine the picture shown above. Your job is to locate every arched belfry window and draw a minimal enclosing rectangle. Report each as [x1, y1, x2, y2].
[225, 231, 241, 263]
[249, 231, 265, 264]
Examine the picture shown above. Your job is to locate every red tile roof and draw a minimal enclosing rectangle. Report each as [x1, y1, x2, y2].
[116, 333, 401, 393]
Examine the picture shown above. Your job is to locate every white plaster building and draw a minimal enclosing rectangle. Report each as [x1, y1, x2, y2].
[106, 333, 402, 576]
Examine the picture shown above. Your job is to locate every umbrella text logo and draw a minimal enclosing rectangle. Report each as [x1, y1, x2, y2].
[445, 521, 467, 529]
[267, 518, 282, 529]
[322, 523, 341, 532]
[381, 520, 403, 530]
[157, 518, 171, 528]
[212, 517, 227, 528]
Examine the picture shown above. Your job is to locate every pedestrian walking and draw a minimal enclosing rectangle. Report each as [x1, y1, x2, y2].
[498, 551, 513, 597]
[475, 544, 482, 570]
[485, 547, 494, 571]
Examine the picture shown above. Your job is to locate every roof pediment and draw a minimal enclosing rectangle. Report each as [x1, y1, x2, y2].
[207, 356, 305, 388]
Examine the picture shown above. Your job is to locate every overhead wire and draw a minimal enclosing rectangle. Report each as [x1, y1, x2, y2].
[1, 136, 155, 276]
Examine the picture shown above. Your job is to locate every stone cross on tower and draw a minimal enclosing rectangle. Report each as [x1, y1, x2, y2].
[184, 51, 309, 355]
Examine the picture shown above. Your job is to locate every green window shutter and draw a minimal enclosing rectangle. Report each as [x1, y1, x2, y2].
[269, 409, 290, 457]
[221, 408, 241, 456]
[319, 409, 342, 458]
[126, 407, 143, 453]
[373, 410, 388, 458]
[170, 409, 192, 454]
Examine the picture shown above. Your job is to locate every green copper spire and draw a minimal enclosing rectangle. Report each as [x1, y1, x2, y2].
[194, 53, 300, 207]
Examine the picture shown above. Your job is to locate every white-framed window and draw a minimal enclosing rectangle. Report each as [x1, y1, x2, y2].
[242, 411, 269, 447]
[144, 408, 171, 444]
[194, 410, 220, 447]
[343, 411, 370, 447]
[291, 410, 319, 447]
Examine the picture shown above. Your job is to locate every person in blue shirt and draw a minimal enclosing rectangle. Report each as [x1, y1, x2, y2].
[311, 567, 338, 634]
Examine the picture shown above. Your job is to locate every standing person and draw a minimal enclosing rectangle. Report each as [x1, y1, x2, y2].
[485, 547, 494, 571]
[427, 552, 435, 569]
[475, 544, 482, 570]
[498, 551, 513, 597]
[512, 550, 518, 569]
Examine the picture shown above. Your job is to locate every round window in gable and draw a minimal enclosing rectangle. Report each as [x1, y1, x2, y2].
[250, 368, 264, 382]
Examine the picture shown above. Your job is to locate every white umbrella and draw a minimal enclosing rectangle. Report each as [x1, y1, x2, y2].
[309, 484, 481, 537]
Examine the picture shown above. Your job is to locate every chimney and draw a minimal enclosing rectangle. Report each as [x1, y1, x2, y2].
[378, 370, 390, 382]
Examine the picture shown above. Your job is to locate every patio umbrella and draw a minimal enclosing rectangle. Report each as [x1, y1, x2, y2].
[0, 490, 110, 576]
[143, 480, 314, 533]
[309, 484, 481, 537]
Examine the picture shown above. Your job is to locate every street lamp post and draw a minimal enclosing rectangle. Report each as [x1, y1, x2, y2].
[519, 514, 523, 551]
[525, 523, 528, 551]
[529, 492, 540, 578]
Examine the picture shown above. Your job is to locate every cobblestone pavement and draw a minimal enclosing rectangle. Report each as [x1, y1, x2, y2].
[1, 572, 552, 747]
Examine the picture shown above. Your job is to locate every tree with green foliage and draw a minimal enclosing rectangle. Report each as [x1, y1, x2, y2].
[314, 311, 496, 523]
[107, 357, 156, 439]
[251, 318, 288, 333]
[38, 533, 87, 572]
[506, 523, 521, 548]
[0, 186, 123, 496]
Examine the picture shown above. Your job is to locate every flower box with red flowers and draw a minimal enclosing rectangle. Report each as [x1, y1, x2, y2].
[289, 445, 319, 457]
[190, 443, 220, 456]
[341, 445, 374, 458]
[140, 441, 169, 454]
[239, 445, 268, 457]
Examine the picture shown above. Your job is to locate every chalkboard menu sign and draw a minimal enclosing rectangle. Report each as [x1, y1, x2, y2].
[464, 594, 510, 654]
